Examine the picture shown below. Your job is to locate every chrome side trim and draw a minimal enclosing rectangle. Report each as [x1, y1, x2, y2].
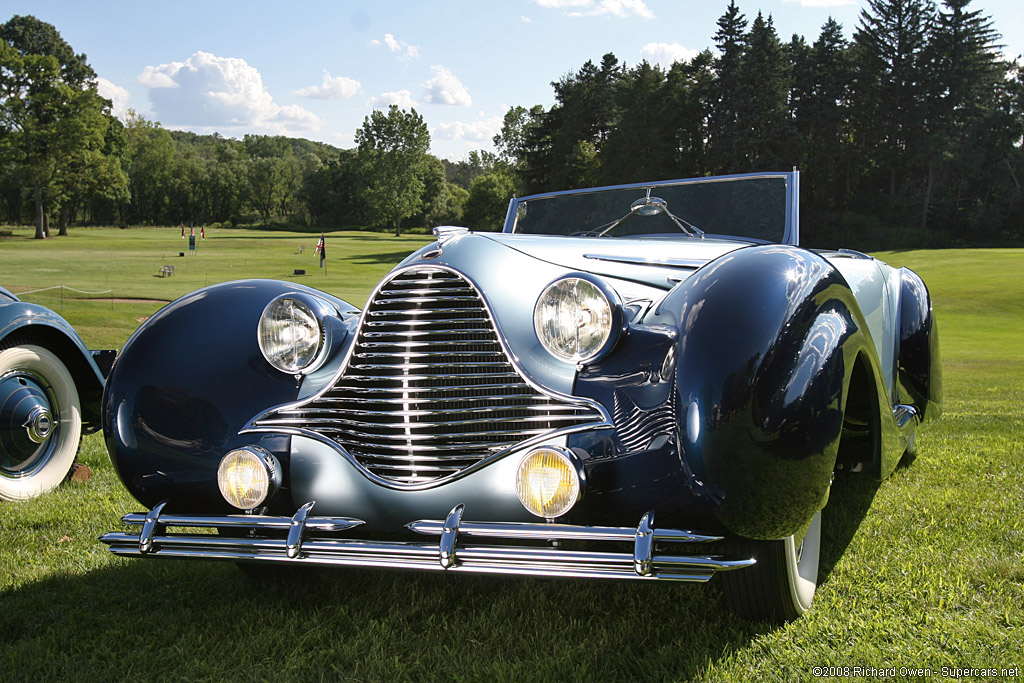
[893, 404, 919, 429]
[100, 504, 755, 583]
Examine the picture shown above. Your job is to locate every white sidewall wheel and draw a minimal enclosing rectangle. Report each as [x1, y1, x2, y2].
[720, 509, 822, 622]
[0, 345, 82, 501]
[785, 509, 821, 616]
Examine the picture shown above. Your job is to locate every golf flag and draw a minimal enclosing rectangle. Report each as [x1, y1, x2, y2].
[315, 234, 326, 268]
[181, 223, 185, 238]
[201, 226, 205, 240]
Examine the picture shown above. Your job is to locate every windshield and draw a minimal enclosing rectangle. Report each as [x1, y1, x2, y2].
[506, 173, 795, 244]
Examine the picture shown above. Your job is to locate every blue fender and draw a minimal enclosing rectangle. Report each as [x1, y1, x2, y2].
[647, 245, 898, 540]
[102, 279, 357, 512]
[0, 296, 107, 428]
[897, 268, 942, 423]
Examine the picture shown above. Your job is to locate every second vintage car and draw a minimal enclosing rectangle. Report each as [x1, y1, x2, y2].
[99, 171, 940, 621]
[1, 286, 112, 500]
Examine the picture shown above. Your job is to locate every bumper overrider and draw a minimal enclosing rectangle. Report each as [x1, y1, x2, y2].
[100, 502, 755, 582]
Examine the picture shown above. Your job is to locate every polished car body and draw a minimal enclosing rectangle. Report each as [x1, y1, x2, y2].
[100, 172, 941, 620]
[1, 286, 110, 500]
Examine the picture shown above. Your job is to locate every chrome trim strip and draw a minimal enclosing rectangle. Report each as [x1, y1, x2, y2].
[404, 519, 720, 543]
[100, 506, 755, 583]
[893, 404, 919, 429]
[583, 254, 706, 269]
[120, 510, 363, 533]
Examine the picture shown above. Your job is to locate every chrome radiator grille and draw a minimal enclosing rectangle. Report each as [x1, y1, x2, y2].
[256, 267, 605, 485]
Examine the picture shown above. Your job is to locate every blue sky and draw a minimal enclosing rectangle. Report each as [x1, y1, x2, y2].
[10, 0, 1024, 159]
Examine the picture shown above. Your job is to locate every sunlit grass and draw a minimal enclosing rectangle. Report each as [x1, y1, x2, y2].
[1, 235, 1021, 680]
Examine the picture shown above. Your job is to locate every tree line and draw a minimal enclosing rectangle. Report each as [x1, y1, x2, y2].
[3, 0, 1023, 248]
[493, 0, 1023, 247]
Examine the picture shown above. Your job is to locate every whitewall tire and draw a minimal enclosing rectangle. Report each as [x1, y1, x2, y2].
[0, 345, 82, 501]
[720, 510, 822, 622]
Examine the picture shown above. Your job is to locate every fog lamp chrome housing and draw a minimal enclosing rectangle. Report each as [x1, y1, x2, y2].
[515, 447, 585, 519]
[217, 446, 282, 511]
[534, 274, 624, 364]
[258, 293, 335, 374]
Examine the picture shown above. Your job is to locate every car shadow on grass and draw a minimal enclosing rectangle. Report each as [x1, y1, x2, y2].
[1, 475, 882, 681]
[819, 470, 881, 583]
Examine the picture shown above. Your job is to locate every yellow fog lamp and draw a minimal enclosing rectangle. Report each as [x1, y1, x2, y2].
[515, 447, 585, 519]
[217, 446, 282, 511]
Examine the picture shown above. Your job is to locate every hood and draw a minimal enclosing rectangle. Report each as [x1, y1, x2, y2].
[475, 233, 748, 290]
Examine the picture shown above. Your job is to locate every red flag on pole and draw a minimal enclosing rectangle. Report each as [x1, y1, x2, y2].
[201, 226, 205, 240]
[181, 223, 185, 238]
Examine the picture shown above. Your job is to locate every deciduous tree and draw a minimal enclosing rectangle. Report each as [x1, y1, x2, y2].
[355, 105, 431, 236]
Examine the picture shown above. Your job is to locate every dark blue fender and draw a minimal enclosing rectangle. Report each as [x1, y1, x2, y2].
[102, 279, 357, 512]
[575, 245, 901, 540]
[0, 296, 107, 428]
[897, 268, 942, 423]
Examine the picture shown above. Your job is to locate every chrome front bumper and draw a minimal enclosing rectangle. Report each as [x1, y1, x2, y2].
[99, 502, 755, 582]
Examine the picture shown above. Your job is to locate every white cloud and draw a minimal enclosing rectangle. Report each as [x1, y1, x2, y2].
[369, 33, 421, 60]
[432, 115, 503, 144]
[368, 89, 416, 108]
[536, 0, 654, 18]
[96, 77, 131, 118]
[423, 65, 472, 107]
[640, 42, 700, 67]
[292, 70, 362, 100]
[782, 0, 855, 6]
[137, 51, 320, 135]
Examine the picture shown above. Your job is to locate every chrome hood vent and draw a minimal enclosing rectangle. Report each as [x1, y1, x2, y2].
[253, 266, 608, 486]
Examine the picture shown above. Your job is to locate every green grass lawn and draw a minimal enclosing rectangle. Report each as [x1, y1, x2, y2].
[1, 230, 1021, 681]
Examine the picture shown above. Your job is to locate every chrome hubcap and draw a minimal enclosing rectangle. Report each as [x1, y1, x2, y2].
[1, 371, 60, 475]
[25, 405, 54, 443]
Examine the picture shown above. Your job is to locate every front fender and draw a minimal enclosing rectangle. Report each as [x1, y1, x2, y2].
[102, 279, 357, 511]
[652, 245, 887, 539]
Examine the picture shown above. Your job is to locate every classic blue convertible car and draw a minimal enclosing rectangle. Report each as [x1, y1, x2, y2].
[100, 171, 940, 621]
[1, 286, 110, 500]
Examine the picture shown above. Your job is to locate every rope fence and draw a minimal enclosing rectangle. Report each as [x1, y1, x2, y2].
[14, 284, 116, 312]
[16, 285, 114, 297]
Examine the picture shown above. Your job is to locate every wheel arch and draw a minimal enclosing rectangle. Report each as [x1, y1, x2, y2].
[0, 322, 104, 429]
[650, 245, 899, 539]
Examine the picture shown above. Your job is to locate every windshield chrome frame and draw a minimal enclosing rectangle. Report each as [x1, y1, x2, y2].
[503, 171, 800, 246]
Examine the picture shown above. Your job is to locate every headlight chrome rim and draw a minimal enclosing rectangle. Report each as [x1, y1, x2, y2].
[217, 446, 282, 511]
[258, 293, 335, 375]
[533, 274, 624, 364]
[515, 446, 585, 519]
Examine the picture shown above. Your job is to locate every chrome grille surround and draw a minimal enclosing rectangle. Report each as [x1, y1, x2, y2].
[248, 266, 610, 489]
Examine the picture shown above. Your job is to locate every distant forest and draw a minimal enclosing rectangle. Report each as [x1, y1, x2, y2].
[2, 0, 1022, 249]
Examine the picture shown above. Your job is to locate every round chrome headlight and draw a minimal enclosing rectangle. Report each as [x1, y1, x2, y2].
[258, 294, 333, 374]
[217, 446, 281, 511]
[534, 275, 623, 363]
[515, 447, 584, 519]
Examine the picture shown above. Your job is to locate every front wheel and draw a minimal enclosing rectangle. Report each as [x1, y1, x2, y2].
[0, 345, 82, 501]
[719, 510, 822, 622]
